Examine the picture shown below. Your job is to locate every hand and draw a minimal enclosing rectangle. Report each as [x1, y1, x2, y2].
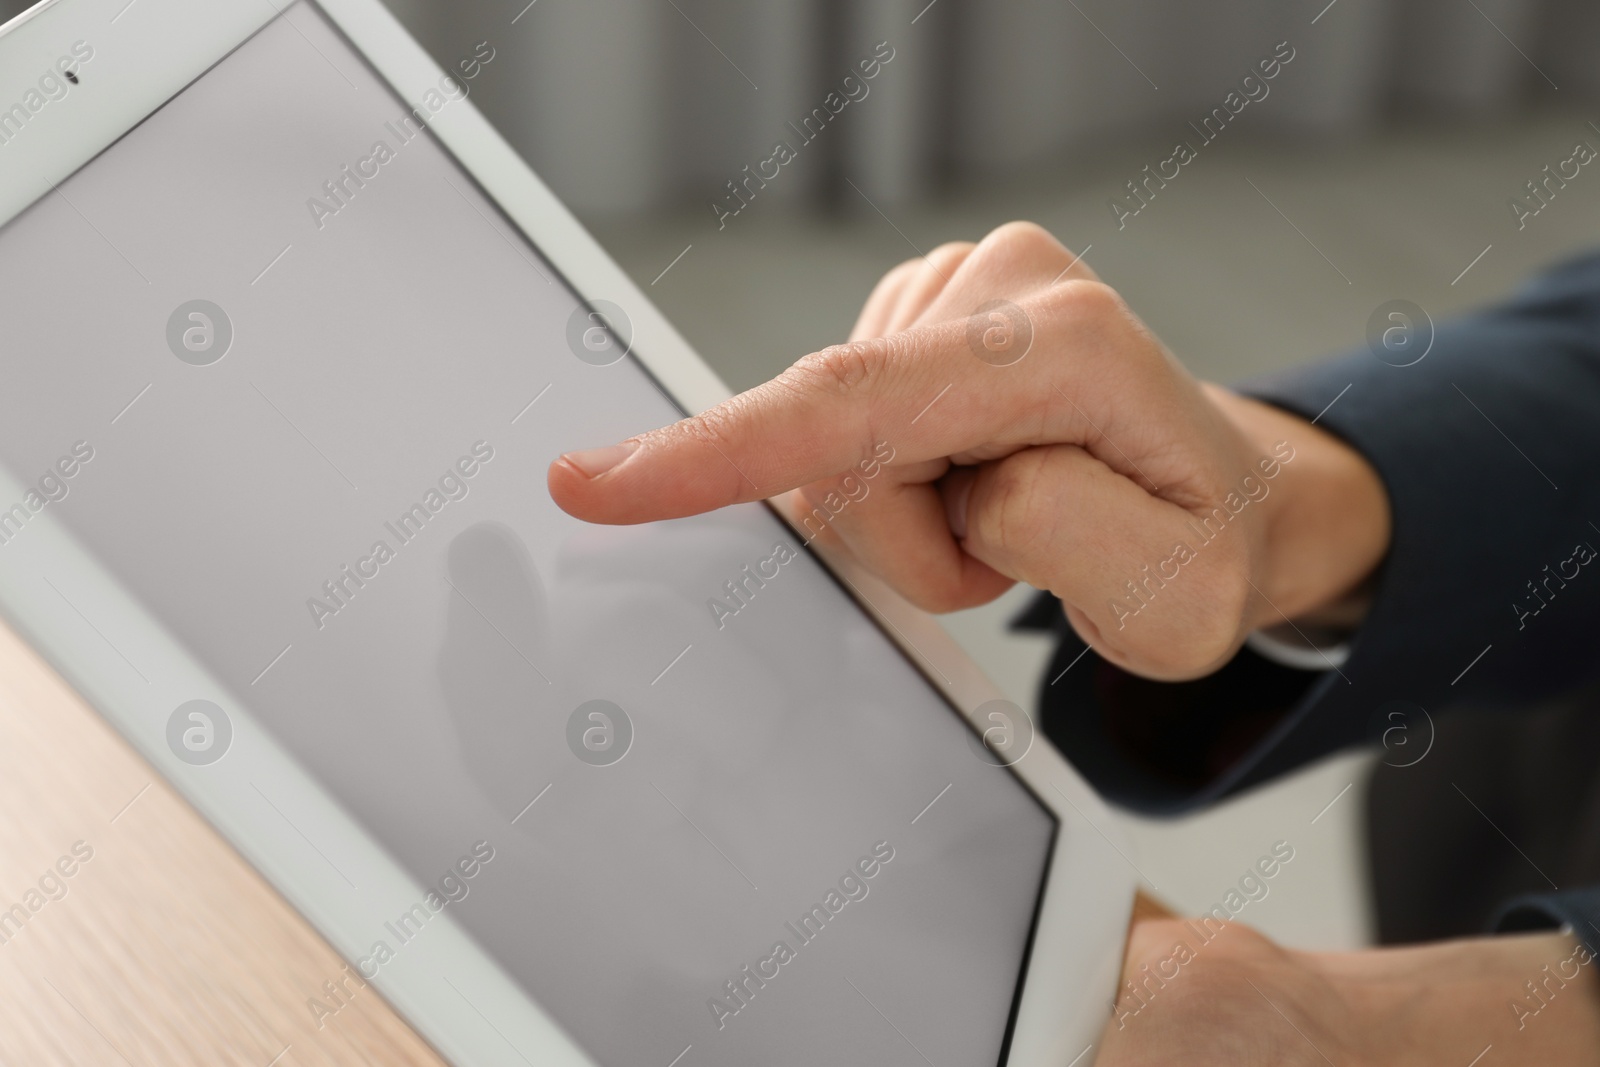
[1101, 918, 1600, 1065]
[549, 222, 1390, 680]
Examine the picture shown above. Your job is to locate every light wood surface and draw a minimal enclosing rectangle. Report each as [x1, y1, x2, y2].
[0, 617, 446, 1066]
[0, 610, 1164, 1064]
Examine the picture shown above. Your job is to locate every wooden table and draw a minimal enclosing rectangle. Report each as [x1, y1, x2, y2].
[0, 616, 1163, 1064]
[0, 618, 445, 1066]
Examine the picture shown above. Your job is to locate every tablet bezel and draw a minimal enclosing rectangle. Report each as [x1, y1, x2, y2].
[0, 1, 1136, 1063]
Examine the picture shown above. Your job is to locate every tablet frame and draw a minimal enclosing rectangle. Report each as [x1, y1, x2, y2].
[0, 1, 1136, 1063]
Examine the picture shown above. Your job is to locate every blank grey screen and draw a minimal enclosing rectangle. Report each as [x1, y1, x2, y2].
[0, 5, 1055, 1064]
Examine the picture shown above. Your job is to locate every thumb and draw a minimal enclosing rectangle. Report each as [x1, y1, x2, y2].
[953, 445, 1250, 679]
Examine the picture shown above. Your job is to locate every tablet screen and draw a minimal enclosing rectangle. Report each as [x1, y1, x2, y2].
[0, 4, 1055, 1064]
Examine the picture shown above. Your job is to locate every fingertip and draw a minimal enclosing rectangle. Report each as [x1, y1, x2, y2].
[548, 440, 645, 523]
[546, 456, 595, 520]
[559, 440, 639, 479]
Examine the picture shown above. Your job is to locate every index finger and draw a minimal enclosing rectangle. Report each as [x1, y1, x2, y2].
[547, 308, 1069, 525]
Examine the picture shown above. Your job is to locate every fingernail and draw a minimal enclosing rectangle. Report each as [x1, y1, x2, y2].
[944, 474, 973, 541]
[561, 440, 638, 478]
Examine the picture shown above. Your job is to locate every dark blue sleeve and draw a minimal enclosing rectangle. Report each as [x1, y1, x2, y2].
[1024, 249, 1600, 935]
[1496, 889, 1600, 954]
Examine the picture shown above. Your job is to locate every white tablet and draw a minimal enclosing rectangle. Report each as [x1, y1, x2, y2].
[0, 1, 1133, 1064]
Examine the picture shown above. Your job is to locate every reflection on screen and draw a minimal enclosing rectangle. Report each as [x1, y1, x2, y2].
[0, 5, 1054, 1064]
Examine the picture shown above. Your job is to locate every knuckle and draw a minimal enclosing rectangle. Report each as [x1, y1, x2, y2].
[874, 257, 922, 294]
[923, 240, 976, 272]
[1051, 278, 1125, 322]
[888, 256, 924, 278]
[677, 404, 744, 455]
[978, 220, 1065, 258]
[1035, 280, 1156, 370]
[789, 337, 889, 395]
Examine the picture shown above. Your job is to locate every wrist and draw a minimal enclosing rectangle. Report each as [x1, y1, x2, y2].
[1204, 386, 1391, 632]
[1307, 932, 1600, 1067]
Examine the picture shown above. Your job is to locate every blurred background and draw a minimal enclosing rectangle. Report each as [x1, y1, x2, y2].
[8, 0, 1599, 950]
[322, 0, 1600, 950]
